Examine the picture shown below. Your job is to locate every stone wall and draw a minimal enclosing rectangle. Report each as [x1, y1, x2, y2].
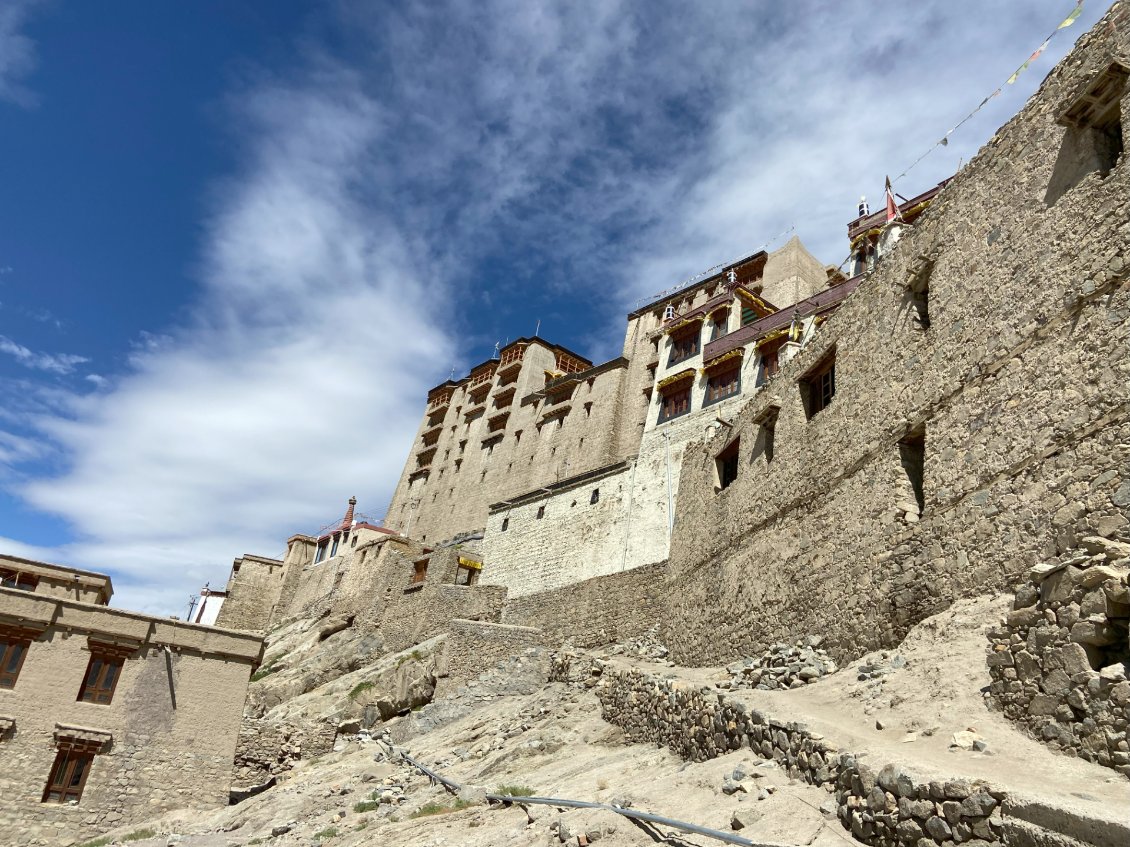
[501, 560, 667, 648]
[214, 554, 286, 632]
[551, 653, 1007, 847]
[231, 716, 337, 787]
[662, 15, 1130, 666]
[380, 584, 508, 654]
[439, 619, 543, 695]
[988, 536, 1130, 776]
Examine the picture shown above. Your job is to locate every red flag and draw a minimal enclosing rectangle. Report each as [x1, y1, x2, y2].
[885, 176, 898, 223]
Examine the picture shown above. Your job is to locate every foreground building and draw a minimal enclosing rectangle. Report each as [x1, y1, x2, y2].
[0, 553, 263, 845]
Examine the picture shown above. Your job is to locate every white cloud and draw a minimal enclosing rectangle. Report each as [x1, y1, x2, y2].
[0, 335, 88, 374]
[20, 75, 455, 613]
[0, 0, 42, 106]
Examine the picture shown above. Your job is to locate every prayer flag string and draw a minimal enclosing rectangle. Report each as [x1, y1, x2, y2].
[892, 1, 1086, 185]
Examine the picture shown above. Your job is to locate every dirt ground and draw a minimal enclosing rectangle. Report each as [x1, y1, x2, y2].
[89, 595, 1127, 847]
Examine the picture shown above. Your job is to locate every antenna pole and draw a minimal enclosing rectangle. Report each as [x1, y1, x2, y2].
[534, 319, 541, 337]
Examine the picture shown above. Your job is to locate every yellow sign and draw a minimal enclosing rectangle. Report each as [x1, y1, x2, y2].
[457, 557, 482, 570]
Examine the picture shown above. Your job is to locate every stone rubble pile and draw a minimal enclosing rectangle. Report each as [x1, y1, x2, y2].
[722, 636, 838, 690]
[987, 533, 1130, 776]
[604, 625, 670, 662]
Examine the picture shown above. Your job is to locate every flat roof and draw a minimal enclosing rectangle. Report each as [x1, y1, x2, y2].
[427, 337, 593, 397]
[0, 552, 114, 601]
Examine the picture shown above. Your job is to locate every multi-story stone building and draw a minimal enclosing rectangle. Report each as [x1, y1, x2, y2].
[0, 554, 263, 845]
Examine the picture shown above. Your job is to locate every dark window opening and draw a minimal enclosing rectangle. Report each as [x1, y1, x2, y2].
[756, 346, 780, 387]
[351, 535, 358, 548]
[501, 517, 509, 532]
[1046, 61, 1126, 205]
[667, 330, 700, 366]
[899, 427, 926, 518]
[536, 505, 546, 519]
[908, 258, 934, 330]
[715, 438, 740, 491]
[705, 367, 741, 406]
[751, 406, 779, 465]
[43, 748, 95, 804]
[801, 354, 836, 419]
[329, 536, 339, 557]
[590, 488, 600, 504]
[0, 568, 38, 592]
[658, 388, 691, 423]
[411, 558, 429, 585]
[314, 540, 329, 564]
[0, 637, 30, 688]
[78, 651, 125, 705]
[710, 316, 727, 341]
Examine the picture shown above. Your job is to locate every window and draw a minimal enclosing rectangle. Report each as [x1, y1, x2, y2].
[899, 427, 926, 518]
[658, 388, 690, 423]
[590, 488, 600, 504]
[752, 406, 779, 465]
[667, 330, 700, 366]
[1046, 61, 1127, 205]
[0, 568, 38, 592]
[908, 258, 933, 329]
[330, 536, 340, 557]
[501, 517, 509, 532]
[0, 637, 30, 688]
[536, 505, 546, 519]
[43, 748, 94, 804]
[77, 649, 125, 705]
[715, 438, 740, 491]
[411, 558, 429, 584]
[314, 540, 328, 563]
[741, 306, 757, 326]
[704, 367, 741, 406]
[801, 354, 836, 419]
[710, 316, 727, 341]
[756, 346, 779, 386]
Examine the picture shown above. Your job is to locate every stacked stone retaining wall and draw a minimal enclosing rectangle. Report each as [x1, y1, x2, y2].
[988, 535, 1130, 776]
[231, 717, 337, 787]
[551, 652, 1009, 847]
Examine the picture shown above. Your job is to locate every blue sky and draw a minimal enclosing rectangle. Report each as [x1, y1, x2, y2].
[0, 0, 1112, 614]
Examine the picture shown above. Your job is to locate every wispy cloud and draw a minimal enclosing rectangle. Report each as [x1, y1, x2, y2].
[0, 0, 42, 107]
[0, 335, 88, 374]
[20, 72, 455, 611]
[4, 0, 1110, 612]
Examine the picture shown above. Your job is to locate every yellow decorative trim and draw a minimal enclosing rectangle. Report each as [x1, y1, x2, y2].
[734, 288, 776, 316]
[757, 328, 789, 347]
[458, 556, 482, 570]
[663, 315, 704, 336]
[700, 348, 744, 373]
[656, 368, 695, 389]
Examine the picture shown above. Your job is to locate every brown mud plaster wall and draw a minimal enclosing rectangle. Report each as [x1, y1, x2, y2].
[439, 619, 543, 695]
[550, 653, 1008, 847]
[501, 560, 668, 648]
[663, 15, 1130, 666]
[988, 535, 1130, 776]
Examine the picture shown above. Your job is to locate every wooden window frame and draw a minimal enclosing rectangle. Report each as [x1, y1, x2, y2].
[0, 568, 39, 592]
[411, 558, 429, 585]
[704, 366, 741, 406]
[666, 330, 701, 367]
[801, 353, 836, 419]
[0, 637, 30, 689]
[657, 386, 691, 423]
[77, 645, 130, 706]
[715, 438, 740, 491]
[42, 746, 96, 804]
